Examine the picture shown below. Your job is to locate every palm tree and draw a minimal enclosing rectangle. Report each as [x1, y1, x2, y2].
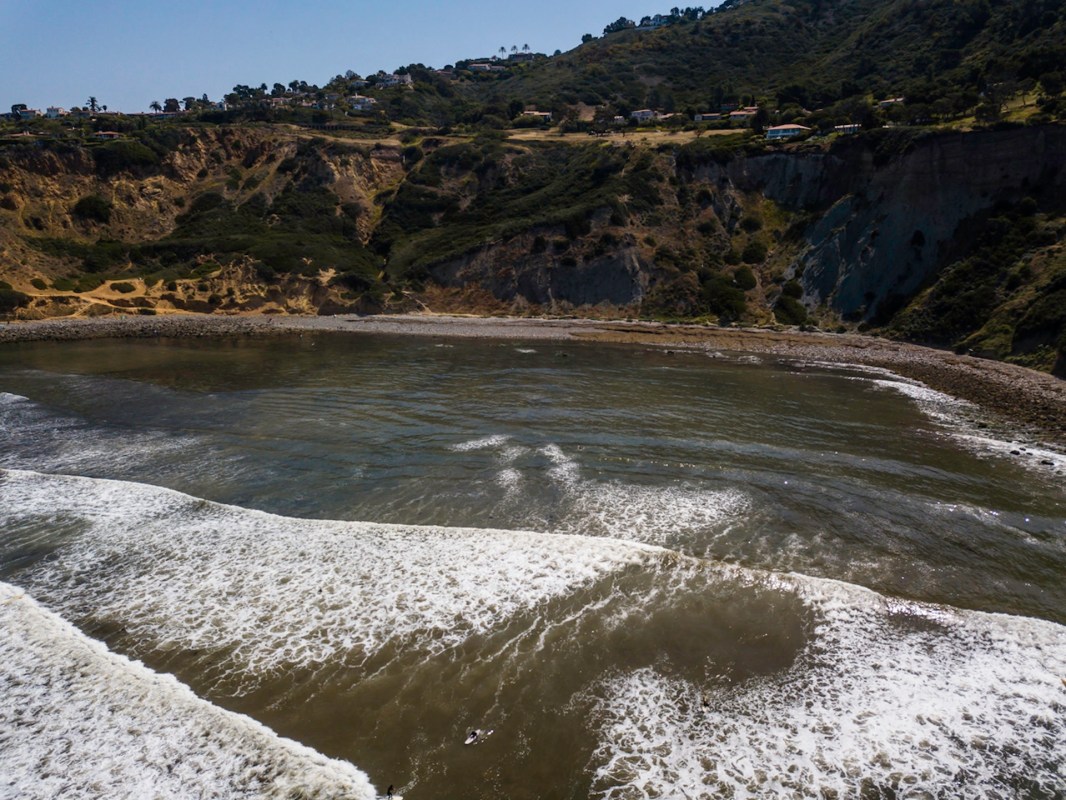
[522, 43, 530, 53]
[511, 44, 518, 54]
[87, 96, 99, 113]
[150, 101, 162, 112]
[498, 46, 506, 59]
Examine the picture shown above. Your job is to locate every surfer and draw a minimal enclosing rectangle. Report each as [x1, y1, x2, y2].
[386, 785, 394, 799]
[465, 729, 480, 745]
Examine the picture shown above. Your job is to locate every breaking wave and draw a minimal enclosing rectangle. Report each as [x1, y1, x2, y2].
[0, 581, 376, 800]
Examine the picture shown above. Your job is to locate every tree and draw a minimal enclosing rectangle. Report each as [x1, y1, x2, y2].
[498, 46, 506, 59]
[11, 103, 27, 115]
[511, 44, 518, 54]
[604, 17, 635, 35]
[149, 101, 162, 112]
[752, 107, 770, 134]
[163, 98, 180, 113]
[87, 96, 99, 113]
[581, 33, 594, 44]
[272, 82, 285, 96]
[522, 43, 530, 53]
[182, 97, 196, 111]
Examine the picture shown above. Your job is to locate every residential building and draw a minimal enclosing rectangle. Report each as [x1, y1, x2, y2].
[834, 123, 862, 135]
[630, 109, 657, 122]
[766, 124, 811, 140]
[521, 110, 552, 122]
[347, 95, 378, 111]
[694, 112, 721, 122]
[377, 73, 414, 88]
[45, 107, 67, 119]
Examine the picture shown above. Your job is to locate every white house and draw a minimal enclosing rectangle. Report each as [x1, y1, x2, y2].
[766, 124, 811, 140]
[347, 95, 378, 111]
[834, 123, 861, 135]
[45, 107, 67, 119]
[630, 108, 656, 122]
[694, 112, 721, 122]
[521, 109, 552, 122]
[377, 73, 414, 88]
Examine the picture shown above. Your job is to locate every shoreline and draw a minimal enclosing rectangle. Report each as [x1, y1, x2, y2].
[1, 312, 1063, 448]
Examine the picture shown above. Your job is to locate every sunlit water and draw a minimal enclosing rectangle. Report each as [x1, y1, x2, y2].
[0, 334, 1063, 799]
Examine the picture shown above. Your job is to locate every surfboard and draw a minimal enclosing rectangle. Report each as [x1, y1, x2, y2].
[463, 728, 494, 745]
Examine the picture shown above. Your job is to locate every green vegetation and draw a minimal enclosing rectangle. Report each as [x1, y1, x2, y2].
[72, 195, 113, 224]
[0, 281, 30, 313]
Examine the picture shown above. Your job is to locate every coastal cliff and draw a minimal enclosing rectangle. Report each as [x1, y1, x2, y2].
[1, 124, 1064, 373]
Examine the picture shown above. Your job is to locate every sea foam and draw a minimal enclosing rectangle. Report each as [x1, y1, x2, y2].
[0, 581, 377, 800]
[589, 574, 1066, 799]
[0, 469, 661, 691]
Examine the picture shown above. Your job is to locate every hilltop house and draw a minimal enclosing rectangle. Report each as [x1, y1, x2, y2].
[729, 107, 759, 125]
[347, 95, 378, 111]
[630, 108, 657, 122]
[694, 112, 722, 122]
[45, 107, 67, 119]
[834, 123, 861, 135]
[637, 14, 670, 29]
[766, 124, 810, 140]
[377, 73, 414, 88]
[521, 109, 552, 122]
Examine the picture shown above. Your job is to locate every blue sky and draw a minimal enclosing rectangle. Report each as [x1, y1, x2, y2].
[0, 0, 685, 112]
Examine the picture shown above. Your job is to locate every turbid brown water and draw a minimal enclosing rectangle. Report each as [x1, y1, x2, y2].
[0, 333, 1063, 798]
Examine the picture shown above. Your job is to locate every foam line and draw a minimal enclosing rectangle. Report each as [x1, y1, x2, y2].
[0, 581, 377, 800]
[589, 574, 1066, 799]
[0, 469, 662, 691]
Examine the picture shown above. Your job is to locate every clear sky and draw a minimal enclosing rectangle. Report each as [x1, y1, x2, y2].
[0, 0, 682, 113]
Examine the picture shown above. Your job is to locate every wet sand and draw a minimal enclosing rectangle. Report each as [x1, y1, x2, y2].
[1, 313, 1063, 448]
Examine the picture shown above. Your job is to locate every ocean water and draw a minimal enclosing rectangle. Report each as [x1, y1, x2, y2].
[0, 334, 1063, 799]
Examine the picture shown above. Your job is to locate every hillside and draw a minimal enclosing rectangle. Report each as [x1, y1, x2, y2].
[1, 122, 1064, 373]
[475, 0, 1066, 126]
[2, 0, 1066, 375]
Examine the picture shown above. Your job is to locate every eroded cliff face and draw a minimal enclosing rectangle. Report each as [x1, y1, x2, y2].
[716, 126, 1066, 321]
[1, 124, 1063, 371]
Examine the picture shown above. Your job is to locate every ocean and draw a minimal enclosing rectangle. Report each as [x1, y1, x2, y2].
[1, 333, 1063, 798]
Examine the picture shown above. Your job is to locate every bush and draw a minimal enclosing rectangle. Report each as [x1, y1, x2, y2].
[53, 277, 75, 292]
[92, 139, 161, 176]
[30, 278, 47, 290]
[733, 266, 757, 291]
[72, 195, 112, 224]
[742, 240, 768, 263]
[110, 281, 136, 293]
[782, 279, 803, 298]
[0, 287, 31, 312]
[740, 214, 763, 232]
[774, 295, 808, 325]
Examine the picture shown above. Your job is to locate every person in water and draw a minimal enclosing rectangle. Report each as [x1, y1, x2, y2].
[386, 785, 394, 799]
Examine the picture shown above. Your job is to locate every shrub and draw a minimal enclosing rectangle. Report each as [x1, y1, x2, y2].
[110, 281, 136, 293]
[30, 278, 47, 290]
[740, 214, 763, 232]
[782, 279, 803, 298]
[742, 240, 768, 263]
[72, 195, 112, 224]
[774, 295, 808, 325]
[53, 277, 75, 292]
[0, 288, 30, 313]
[733, 266, 757, 291]
[92, 139, 161, 176]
